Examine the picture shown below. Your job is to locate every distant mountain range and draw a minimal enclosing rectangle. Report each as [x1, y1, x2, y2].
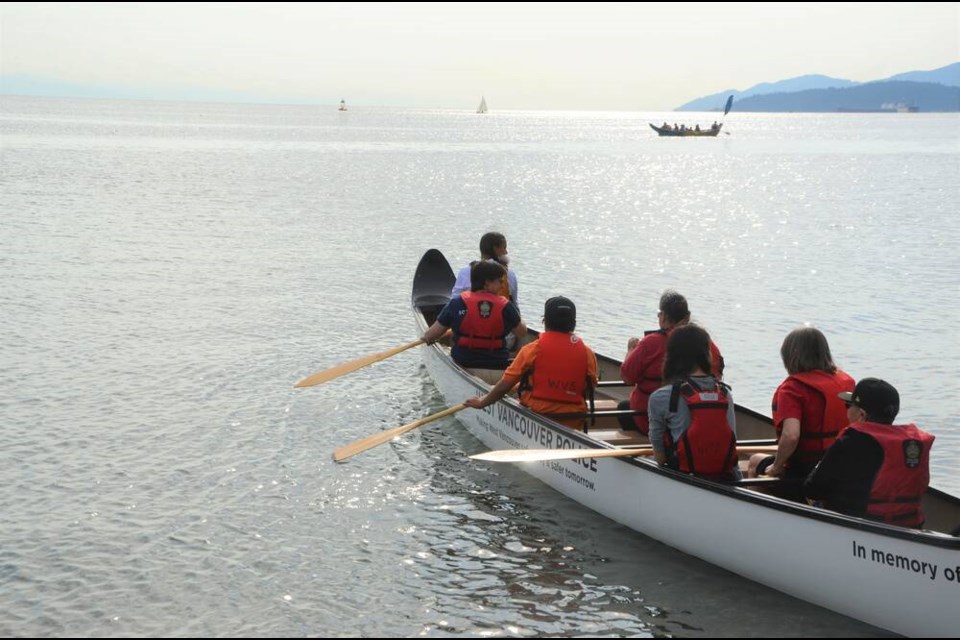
[677, 62, 960, 112]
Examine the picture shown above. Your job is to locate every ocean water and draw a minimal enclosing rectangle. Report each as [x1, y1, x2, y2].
[1, 95, 958, 637]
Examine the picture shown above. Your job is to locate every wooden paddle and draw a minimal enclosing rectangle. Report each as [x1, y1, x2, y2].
[471, 444, 778, 463]
[295, 338, 428, 388]
[333, 404, 467, 463]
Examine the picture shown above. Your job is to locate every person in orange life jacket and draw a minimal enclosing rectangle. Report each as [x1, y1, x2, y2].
[748, 327, 855, 481]
[647, 324, 738, 479]
[422, 260, 526, 368]
[450, 231, 518, 304]
[803, 378, 934, 528]
[618, 290, 724, 435]
[464, 296, 598, 429]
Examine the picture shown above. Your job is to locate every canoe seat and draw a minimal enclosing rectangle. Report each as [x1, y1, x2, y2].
[588, 428, 648, 447]
[466, 367, 507, 385]
[590, 398, 620, 412]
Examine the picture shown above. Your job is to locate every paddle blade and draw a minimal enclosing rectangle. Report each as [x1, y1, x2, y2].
[724, 95, 734, 116]
[295, 338, 426, 388]
[471, 444, 778, 464]
[333, 404, 467, 463]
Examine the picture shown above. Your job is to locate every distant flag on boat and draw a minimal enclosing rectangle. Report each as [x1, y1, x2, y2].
[723, 95, 734, 116]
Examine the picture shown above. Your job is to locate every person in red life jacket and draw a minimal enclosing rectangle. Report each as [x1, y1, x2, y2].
[748, 327, 855, 483]
[618, 291, 724, 435]
[463, 296, 598, 429]
[647, 324, 738, 479]
[804, 378, 934, 528]
[422, 260, 526, 368]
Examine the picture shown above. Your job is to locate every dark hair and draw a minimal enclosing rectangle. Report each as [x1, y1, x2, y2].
[479, 232, 507, 259]
[780, 327, 837, 375]
[662, 324, 713, 383]
[659, 290, 690, 325]
[543, 296, 576, 333]
[470, 260, 506, 291]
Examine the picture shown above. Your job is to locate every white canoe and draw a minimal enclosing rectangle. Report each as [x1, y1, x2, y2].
[411, 248, 960, 638]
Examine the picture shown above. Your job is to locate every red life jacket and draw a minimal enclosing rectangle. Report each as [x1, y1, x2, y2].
[627, 330, 724, 435]
[848, 421, 934, 528]
[665, 379, 737, 478]
[772, 370, 855, 466]
[624, 329, 667, 435]
[456, 291, 508, 350]
[520, 332, 590, 406]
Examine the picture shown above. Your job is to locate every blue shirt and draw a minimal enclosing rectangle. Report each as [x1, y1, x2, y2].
[437, 294, 521, 367]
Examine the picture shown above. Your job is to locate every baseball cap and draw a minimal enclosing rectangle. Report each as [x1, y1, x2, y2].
[838, 377, 900, 420]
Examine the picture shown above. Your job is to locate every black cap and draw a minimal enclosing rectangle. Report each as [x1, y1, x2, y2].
[544, 296, 576, 326]
[838, 377, 900, 421]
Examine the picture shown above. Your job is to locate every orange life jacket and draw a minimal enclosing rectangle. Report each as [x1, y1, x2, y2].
[520, 332, 591, 406]
[848, 421, 934, 528]
[773, 370, 854, 466]
[456, 291, 508, 350]
[666, 379, 737, 478]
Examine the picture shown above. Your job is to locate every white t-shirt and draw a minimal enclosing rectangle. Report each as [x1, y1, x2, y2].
[450, 260, 519, 306]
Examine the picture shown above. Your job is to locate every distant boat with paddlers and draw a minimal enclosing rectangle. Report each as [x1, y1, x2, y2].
[650, 122, 723, 136]
[652, 95, 733, 137]
[477, 96, 488, 114]
[338, 99, 347, 112]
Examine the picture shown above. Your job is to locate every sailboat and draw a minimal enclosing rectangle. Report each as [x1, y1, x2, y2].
[338, 99, 347, 112]
[476, 96, 488, 114]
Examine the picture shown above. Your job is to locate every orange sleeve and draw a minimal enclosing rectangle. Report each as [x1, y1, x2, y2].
[504, 341, 538, 381]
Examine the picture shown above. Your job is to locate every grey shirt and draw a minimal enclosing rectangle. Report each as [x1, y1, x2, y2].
[647, 375, 736, 455]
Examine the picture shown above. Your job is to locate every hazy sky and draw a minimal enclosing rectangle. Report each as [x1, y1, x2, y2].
[2, 2, 958, 109]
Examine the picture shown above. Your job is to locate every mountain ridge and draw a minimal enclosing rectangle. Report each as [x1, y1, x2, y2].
[677, 62, 960, 112]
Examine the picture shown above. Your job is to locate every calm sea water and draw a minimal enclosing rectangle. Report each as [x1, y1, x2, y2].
[1, 96, 958, 637]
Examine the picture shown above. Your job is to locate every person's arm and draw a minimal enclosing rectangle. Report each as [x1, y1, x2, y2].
[725, 389, 736, 436]
[620, 338, 646, 385]
[464, 375, 519, 409]
[764, 418, 800, 477]
[508, 270, 518, 306]
[423, 300, 455, 344]
[803, 435, 851, 501]
[421, 321, 448, 344]
[504, 301, 527, 338]
[646, 388, 669, 463]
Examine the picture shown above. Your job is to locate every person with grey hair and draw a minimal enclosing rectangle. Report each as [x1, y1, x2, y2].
[618, 290, 724, 435]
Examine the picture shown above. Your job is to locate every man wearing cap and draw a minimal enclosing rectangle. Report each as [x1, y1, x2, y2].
[618, 290, 724, 435]
[803, 378, 935, 528]
[464, 296, 598, 427]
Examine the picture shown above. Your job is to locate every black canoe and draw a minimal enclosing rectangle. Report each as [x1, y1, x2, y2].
[650, 123, 723, 137]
